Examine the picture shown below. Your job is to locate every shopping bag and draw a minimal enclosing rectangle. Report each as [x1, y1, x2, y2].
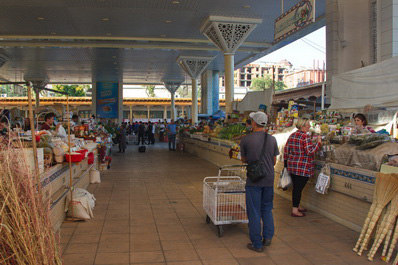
[278, 168, 292, 190]
[315, 164, 331, 194]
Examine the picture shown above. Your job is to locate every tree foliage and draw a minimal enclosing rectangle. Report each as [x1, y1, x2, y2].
[0, 85, 26, 97]
[250, 76, 287, 91]
[143, 85, 156, 97]
[53, 84, 89, 96]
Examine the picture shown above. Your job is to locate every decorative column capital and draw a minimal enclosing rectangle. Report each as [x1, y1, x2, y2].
[200, 16, 262, 54]
[162, 79, 183, 94]
[177, 56, 215, 79]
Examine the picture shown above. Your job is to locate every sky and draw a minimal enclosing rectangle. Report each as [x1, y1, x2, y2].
[254, 26, 326, 68]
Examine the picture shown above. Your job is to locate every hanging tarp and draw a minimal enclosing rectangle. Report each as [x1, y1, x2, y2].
[330, 56, 398, 109]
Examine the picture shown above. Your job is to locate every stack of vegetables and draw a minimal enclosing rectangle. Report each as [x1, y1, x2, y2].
[217, 124, 246, 140]
[349, 134, 391, 150]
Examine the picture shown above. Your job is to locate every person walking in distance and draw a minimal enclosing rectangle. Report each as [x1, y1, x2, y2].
[118, 123, 127, 153]
[240, 111, 279, 252]
[137, 121, 146, 145]
[148, 121, 155, 145]
[284, 117, 321, 217]
[166, 119, 177, 151]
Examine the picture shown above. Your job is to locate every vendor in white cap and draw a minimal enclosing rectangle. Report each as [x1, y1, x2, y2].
[240, 111, 279, 252]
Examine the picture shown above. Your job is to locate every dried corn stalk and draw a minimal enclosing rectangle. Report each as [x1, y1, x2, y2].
[353, 173, 398, 255]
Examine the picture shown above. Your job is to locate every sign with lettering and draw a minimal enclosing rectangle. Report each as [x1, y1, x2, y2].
[96, 82, 118, 118]
[274, 0, 315, 43]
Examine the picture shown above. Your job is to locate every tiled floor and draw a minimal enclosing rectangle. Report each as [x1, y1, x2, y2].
[60, 142, 387, 265]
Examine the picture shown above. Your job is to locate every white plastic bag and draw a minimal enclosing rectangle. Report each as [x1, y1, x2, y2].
[315, 164, 331, 194]
[89, 169, 101, 183]
[278, 168, 292, 190]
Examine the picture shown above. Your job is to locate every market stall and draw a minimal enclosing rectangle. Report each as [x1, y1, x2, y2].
[183, 104, 398, 233]
[0, 82, 113, 230]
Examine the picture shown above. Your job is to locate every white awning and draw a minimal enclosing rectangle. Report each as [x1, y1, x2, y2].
[330, 56, 398, 109]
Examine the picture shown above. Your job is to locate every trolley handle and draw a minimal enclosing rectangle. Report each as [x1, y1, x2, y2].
[219, 164, 247, 170]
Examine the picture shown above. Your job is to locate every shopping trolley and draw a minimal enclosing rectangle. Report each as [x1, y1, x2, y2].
[203, 164, 248, 237]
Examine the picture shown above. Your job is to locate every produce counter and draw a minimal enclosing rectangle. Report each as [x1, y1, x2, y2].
[184, 136, 378, 232]
[40, 147, 98, 231]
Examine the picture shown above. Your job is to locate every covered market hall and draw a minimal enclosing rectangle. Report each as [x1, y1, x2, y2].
[1, 0, 398, 265]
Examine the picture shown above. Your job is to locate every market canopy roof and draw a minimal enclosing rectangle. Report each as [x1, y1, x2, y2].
[0, 0, 325, 85]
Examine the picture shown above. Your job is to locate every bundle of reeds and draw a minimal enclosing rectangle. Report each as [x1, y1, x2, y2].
[367, 195, 398, 260]
[0, 136, 62, 264]
[353, 173, 398, 256]
[393, 251, 398, 265]
[382, 217, 397, 262]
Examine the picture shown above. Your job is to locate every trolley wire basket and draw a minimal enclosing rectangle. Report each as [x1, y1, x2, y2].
[203, 164, 248, 237]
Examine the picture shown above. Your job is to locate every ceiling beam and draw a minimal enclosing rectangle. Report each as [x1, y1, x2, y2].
[0, 40, 265, 53]
[0, 35, 272, 48]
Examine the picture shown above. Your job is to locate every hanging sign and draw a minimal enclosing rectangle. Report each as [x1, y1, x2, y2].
[274, 0, 316, 43]
[96, 82, 118, 118]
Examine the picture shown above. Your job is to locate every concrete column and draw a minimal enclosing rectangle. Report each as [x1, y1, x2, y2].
[201, 70, 213, 115]
[91, 81, 97, 117]
[147, 106, 150, 121]
[170, 92, 177, 121]
[129, 105, 133, 121]
[192, 78, 198, 125]
[35, 88, 40, 107]
[187, 106, 191, 119]
[379, 0, 398, 61]
[224, 54, 234, 116]
[118, 82, 123, 123]
[212, 70, 220, 113]
[181, 105, 185, 118]
[163, 105, 167, 120]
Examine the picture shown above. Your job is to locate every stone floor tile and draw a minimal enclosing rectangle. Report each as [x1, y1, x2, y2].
[267, 253, 312, 265]
[130, 251, 165, 264]
[160, 240, 195, 250]
[64, 243, 98, 254]
[236, 256, 277, 265]
[94, 252, 130, 264]
[130, 232, 160, 242]
[97, 239, 129, 253]
[63, 253, 96, 265]
[196, 247, 234, 261]
[130, 239, 162, 252]
[167, 262, 202, 265]
[163, 249, 200, 262]
[69, 233, 101, 244]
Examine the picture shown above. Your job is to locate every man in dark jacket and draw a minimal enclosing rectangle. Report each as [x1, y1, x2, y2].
[240, 111, 279, 253]
[137, 121, 146, 145]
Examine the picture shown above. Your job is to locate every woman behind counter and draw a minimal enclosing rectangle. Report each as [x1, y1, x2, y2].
[284, 118, 321, 217]
[354, 113, 375, 133]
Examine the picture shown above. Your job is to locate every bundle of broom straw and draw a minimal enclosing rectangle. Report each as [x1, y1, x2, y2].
[353, 173, 398, 257]
[367, 195, 398, 261]
[0, 135, 62, 264]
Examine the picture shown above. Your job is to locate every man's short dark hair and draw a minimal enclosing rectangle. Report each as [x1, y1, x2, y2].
[72, 114, 78, 120]
[44, 113, 56, 122]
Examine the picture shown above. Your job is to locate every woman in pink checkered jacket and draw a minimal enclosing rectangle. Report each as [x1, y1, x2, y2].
[284, 118, 321, 217]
